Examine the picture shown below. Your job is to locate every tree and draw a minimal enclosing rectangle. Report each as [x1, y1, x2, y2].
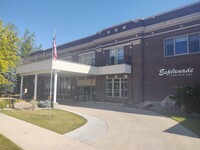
[0, 20, 42, 95]
[19, 29, 42, 58]
[0, 20, 20, 85]
[0, 69, 17, 95]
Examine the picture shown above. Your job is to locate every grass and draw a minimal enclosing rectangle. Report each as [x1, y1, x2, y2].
[163, 112, 200, 137]
[0, 109, 87, 134]
[0, 134, 22, 150]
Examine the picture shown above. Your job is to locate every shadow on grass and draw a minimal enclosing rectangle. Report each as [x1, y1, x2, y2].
[58, 99, 200, 138]
[163, 113, 200, 138]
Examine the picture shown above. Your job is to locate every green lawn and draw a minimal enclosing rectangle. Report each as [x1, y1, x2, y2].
[0, 134, 22, 150]
[163, 113, 200, 137]
[0, 109, 87, 134]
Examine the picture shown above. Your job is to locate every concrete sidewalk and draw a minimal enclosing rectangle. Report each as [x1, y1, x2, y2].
[0, 110, 102, 150]
[1, 103, 200, 150]
[60, 107, 108, 142]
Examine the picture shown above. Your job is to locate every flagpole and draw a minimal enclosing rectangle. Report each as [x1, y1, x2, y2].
[49, 29, 55, 117]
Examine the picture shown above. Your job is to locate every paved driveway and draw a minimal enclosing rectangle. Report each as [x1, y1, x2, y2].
[57, 102, 200, 150]
[1, 102, 200, 150]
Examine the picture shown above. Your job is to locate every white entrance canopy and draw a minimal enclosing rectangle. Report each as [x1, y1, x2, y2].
[16, 59, 131, 104]
[16, 59, 131, 76]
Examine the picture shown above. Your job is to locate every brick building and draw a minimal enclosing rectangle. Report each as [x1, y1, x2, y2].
[16, 2, 200, 104]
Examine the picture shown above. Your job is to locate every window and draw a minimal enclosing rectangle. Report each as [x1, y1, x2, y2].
[175, 36, 187, 54]
[189, 34, 199, 53]
[109, 47, 124, 65]
[106, 79, 112, 97]
[59, 78, 71, 95]
[123, 25, 126, 30]
[106, 78, 128, 98]
[79, 52, 95, 65]
[44, 79, 50, 94]
[45, 78, 71, 95]
[121, 79, 128, 97]
[165, 33, 200, 56]
[165, 39, 174, 56]
[114, 79, 120, 97]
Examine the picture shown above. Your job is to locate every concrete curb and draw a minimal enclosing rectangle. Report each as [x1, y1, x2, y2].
[56, 105, 108, 143]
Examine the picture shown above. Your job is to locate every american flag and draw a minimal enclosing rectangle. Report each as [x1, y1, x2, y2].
[53, 32, 57, 61]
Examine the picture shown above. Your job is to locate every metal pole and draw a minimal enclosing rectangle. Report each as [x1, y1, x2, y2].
[49, 30, 55, 117]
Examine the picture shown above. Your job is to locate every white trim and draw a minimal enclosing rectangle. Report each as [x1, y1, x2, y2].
[95, 27, 143, 44]
[20, 76, 23, 99]
[53, 72, 57, 103]
[106, 77, 128, 98]
[145, 24, 200, 39]
[144, 12, 200, 33]
[164, 32, 200, 57]
[103, 41, 132, 50]
[97, 1, 199, 33]
[96, 48, 102, 52]
[60, 12, 199, 53]
[34, 74, 38, 100]
[78, 51, 95, 56]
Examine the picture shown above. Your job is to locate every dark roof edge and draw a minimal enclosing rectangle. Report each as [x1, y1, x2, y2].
[144, 1, 200, 20]
[43, 1, 200, 52]
[57, 33, 97, 49]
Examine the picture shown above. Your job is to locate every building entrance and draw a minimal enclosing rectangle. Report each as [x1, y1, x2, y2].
[77, 78, 96, 101]
[78, 86, 95, 101]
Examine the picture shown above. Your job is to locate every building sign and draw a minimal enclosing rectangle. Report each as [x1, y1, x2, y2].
[159, 67, 194, 77]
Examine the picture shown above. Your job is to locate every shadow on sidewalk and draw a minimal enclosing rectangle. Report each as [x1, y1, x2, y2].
[57, 99, 199, 139]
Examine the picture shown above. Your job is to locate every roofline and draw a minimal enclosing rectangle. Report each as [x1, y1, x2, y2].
[57, 33, 97, 48]
[44, 1, 200, 52]
[144, 1, 200, 20]
[100, 1, 200, 32]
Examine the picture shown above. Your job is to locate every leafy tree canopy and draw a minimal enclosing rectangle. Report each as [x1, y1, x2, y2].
[0, 20, 19, 85]
[0, 20, 42, 95]
[19, 29, 42, 58]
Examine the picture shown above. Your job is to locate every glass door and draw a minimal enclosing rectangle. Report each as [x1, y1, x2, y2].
[78, 86, 95, 101]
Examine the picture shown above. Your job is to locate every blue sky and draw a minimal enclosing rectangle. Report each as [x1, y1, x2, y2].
[1, 0, 199, 50]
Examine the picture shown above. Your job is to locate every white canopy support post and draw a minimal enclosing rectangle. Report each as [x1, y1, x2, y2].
[53, 71, 58, 105]
[34, 74, 38, 100]
[20, 75, 24, 99]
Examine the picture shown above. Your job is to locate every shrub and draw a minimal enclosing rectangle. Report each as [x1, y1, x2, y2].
[38, 100, 50, 108]
[14, 99, 25, 103]
[173, 84, 200, 113]
[0, 99, 25, 109]
[0, 99, 12, 109]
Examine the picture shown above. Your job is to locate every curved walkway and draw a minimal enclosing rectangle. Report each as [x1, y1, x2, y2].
[60, 108, 108, 142]
[0, 102, 200, 150]
[56, 102, 200, 150]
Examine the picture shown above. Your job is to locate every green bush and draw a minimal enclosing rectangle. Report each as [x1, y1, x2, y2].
[14, 99, 25, 103]
[38, 100, 49, 108]
[0, 99, 25, 109]
[0, 99, 12, 109]
[173, 84, 200, 113]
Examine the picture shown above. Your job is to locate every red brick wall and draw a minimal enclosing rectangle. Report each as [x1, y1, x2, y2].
[143, 26, 200, 101]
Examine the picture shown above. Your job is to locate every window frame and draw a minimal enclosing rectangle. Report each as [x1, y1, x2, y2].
[109, 47, 124, 65]
[164, 32, 200, 57]
[106, 77, 128, 98]
[79, 51, 95, 65]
